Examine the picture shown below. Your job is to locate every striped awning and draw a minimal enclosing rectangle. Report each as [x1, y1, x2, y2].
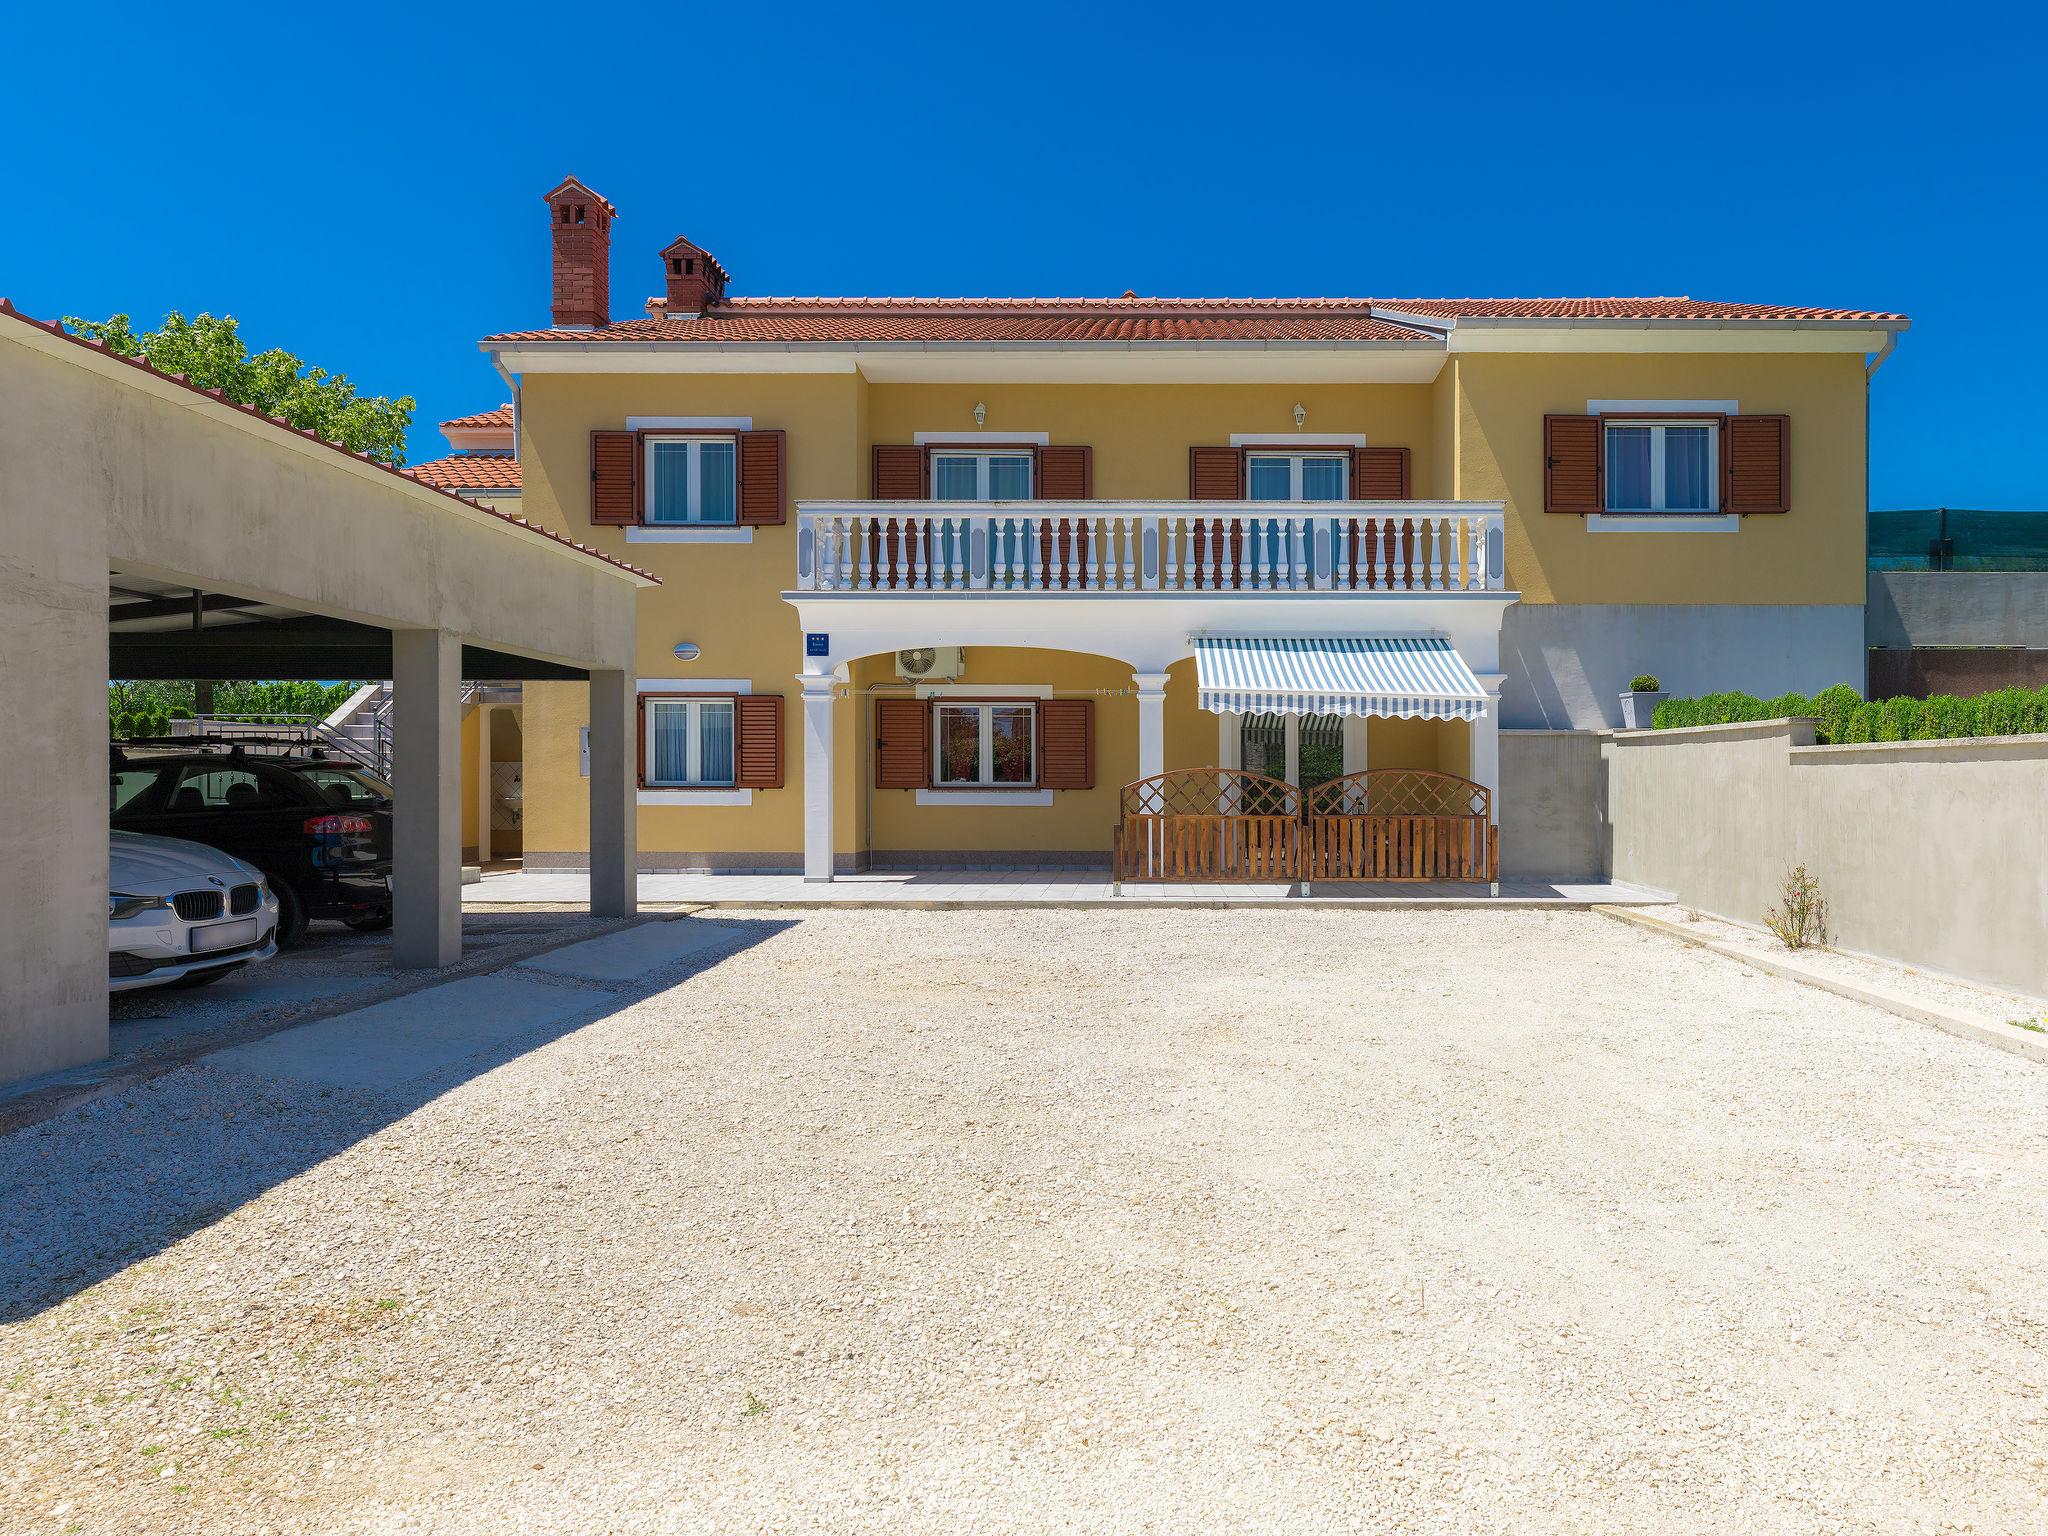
[1193, 636, 1489, 720]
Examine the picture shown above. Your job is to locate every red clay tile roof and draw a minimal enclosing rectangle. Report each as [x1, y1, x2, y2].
[439, 404, 512, 430]
[1372, 297, 1908, 322]
[407, 453, 522, 491]
[486, 298, 1442, 345]
[0, 299, 653, 585]
[483, 293, 1905, 345]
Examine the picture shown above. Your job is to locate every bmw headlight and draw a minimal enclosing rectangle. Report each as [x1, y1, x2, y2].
[109, 892, 172, 921]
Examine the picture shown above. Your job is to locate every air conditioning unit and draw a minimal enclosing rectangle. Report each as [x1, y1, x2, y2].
[896, 646, 964, 681]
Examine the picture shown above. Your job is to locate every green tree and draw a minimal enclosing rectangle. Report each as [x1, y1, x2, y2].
[62, 311, 415, 467]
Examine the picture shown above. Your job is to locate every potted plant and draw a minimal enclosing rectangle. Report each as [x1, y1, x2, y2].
[1620, 674, 1665, 729]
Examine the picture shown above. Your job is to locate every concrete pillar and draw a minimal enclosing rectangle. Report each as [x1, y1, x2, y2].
[587, 669, 637, 918]
[799, 674, 837, 881]
[1470, 673, 1507, 829]
[1133, 671, 1171, 780]
[392, 628, 462, 967]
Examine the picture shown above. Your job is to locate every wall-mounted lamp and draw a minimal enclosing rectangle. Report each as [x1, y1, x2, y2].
[672, 641, 701, 661]
[973, 400, 987, 428]
[1293, 402, 1307, 429]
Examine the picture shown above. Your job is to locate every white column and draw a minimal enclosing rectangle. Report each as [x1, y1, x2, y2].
[392, 628, 462, 968]
[1342, 715, 1370, 774]
[475, 703, 494, 865]
[800, 674, 838, 881]
[1133, 671, 1171, 780]
[1469, 673, 1506, 829]
[587, 669, 637, 919]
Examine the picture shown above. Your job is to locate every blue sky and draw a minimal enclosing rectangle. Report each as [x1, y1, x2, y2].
[4, 1, 2042, 508]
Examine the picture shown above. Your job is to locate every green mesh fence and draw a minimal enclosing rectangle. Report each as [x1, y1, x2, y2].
[1870, 509, 2048, 570]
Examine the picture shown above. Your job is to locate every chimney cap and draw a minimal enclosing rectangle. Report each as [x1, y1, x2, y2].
[660, 234, 730, 286]
[542, 175, 617, 218]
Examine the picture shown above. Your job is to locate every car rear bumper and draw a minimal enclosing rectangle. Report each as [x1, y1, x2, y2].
[301, 869, 393, 921]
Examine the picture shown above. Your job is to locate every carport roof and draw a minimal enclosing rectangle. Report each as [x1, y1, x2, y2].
[0, 299, 657, 586]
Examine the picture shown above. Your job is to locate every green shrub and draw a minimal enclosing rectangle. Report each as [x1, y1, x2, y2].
[2025, 686, 2048, 735]
[1653, 680, 2048, 743]
[169, 706, 192, 721]
[1810, 684, 1862, 744]
[112, 712, 133, 738]
[1877, 696, 1920, 742]
[1917, 695, 1964, 739]
[1629, 674, 1662, 693]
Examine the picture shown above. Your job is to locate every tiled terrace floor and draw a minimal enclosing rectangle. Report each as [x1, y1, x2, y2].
[465, 868, 1665, 908]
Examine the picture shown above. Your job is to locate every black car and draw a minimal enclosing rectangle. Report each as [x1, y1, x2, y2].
[110, 748, 393, 944]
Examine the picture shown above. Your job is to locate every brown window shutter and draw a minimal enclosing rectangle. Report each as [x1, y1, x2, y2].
[590, 429, 640, 525]
[737, 429, 787, 526]
[1188, 445, 1244, 499]
[874, 698, 930, 788]
[1543, 415, 1603, 514]
[734, 694, 784, 788]
[1036, 444, 1093, 499]
[1723, 415, 1790, 514]
[1038, 699, 1093, 790]
[872, 444, 927, 499]
[1351, 445, 1411, 500]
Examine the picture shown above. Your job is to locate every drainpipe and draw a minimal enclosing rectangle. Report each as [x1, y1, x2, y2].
[485, 348, 521, 469]
[1860, 329, 1899, 700]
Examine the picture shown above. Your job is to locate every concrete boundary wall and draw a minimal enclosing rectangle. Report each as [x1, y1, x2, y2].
[1603, 721, 2048, 997]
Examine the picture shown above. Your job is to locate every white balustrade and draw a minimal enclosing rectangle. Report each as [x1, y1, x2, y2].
[795, 503, 1507, 596]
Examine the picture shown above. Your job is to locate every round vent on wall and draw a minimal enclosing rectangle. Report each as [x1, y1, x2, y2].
[898, 647, 938, 677]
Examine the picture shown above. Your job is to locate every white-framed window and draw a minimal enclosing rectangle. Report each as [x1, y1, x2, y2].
[1603, 420, 1718, 514]
[930, 450, 1033, 501]
[645, 435, 738, 524]
[1246, 451, 1348, 502]
[933, 701, 1037, 787]
[642, 696, 736, 787]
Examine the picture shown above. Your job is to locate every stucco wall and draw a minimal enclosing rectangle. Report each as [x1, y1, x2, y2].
[1604, 721, 2048, 996]
[1501, 602, 1866, 728]
[1450, 352, 1869, 606]
[1867, 571, 2048, 648]
[1499, 730, 1608, 878]
[0, 342, 114, 1081]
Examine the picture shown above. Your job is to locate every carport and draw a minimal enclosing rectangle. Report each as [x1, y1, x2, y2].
[0, 300, 655, 1085]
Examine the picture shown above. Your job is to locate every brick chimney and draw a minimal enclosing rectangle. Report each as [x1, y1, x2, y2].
[544, 176, 616, 328]
[660, 235, 729, 318]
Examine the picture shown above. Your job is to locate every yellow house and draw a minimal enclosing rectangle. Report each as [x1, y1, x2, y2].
[469, 176, 1907, 881]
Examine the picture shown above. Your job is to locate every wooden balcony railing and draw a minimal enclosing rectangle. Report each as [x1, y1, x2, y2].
[793, 501, 1506, 594]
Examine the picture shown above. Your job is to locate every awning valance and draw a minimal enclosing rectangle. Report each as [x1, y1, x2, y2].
[1193, 636, 1488, 720]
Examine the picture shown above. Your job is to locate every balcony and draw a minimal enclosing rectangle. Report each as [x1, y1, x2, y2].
[793, 501, 1506, 595]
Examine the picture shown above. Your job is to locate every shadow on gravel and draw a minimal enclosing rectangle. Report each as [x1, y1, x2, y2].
[0, 914, 792, 1323]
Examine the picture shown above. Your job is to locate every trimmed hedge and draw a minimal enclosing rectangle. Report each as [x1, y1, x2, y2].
[1652, 683, 2048, 744]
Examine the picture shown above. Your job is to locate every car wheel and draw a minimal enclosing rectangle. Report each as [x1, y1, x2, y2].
[344, 910, 393, 932]
[165, 962, 242, 989]
[273, 882, 309, 947]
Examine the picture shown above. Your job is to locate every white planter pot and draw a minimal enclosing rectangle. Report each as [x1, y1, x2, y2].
[1619, 691, 1666, 729]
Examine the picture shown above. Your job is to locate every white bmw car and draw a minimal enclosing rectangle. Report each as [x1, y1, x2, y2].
[109, 830, 280, 991]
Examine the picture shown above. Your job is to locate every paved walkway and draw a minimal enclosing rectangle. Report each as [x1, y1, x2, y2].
[466, 868, 1664, 908]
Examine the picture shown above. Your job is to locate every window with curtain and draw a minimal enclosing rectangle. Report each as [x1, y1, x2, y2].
[1244, 452, 1348, 571]
[1246, 452, 1349, 501]
[642, 697, 737, 787]
[930, 451, 1034, 500]
[645, 436, 738, 524]
[1604, 421, 1718, 513]
[932, 702, 1037, 787]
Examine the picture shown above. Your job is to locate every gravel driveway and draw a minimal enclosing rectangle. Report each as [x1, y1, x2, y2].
[4, 908, 2045, 1534]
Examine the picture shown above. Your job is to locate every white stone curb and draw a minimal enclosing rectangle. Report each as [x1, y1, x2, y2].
[1595, 906, 2048, 1068]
